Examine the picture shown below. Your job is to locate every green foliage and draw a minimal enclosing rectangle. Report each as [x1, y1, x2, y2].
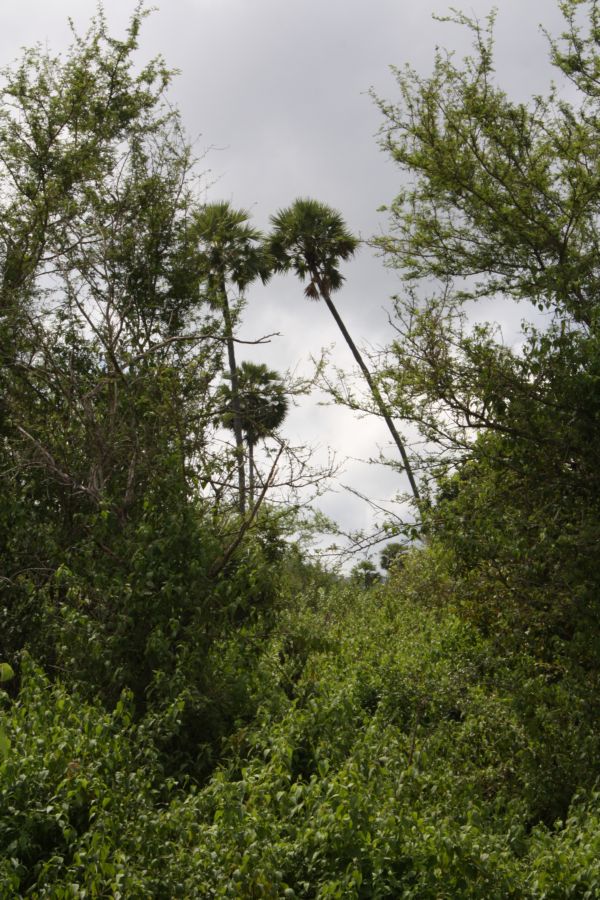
[5, 570, 600, 896]
[191, 201, 270, 299]
[374, 5, 599, 322]
[0, 663, 13, 760]
[3, 4, 600, 896]
[0, 664, 14, 684]
[0, 5, 220, 667]
[218, 361, 289, 447]
[0, 7, 287, 785]
[218, 360, 289, 506]
[268, 197, 358, 299]
[380, 541, 407, 573]
[371, 1, 600, 659]
[0, 659, 167, 896]
[184, 576, 600, 896]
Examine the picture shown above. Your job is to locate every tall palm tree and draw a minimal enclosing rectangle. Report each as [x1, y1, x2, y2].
[218, 361, 289, 505]
[192, 202, 270, 513]
[268, 198, 420, 501]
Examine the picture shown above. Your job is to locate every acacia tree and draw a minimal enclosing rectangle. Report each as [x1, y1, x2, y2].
[268, 198, 421, 502]
[218, 361, 289, 505]
[373, 2, 600, 648]
[0, 7, 215, 521]
[191, 202, 270, 513]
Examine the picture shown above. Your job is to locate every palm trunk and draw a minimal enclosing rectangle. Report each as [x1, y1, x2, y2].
[248, 440, 255, 507]
[219, 277, 246, 514]
[317, 279, 420, 502]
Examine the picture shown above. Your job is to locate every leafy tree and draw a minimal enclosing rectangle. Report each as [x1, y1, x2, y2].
[350, 559, 381, 588]
[373, 2, 600, 653]
[191, 202, 270, 513]
[0, 5, 212, 527]
[268, 198, 421, 501]
[0, 9, 287, 766]
[219, 361, 289, 504]
[0, 8, 202, 659]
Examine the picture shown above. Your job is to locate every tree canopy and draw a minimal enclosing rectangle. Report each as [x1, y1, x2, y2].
[371, 1, 600, 654]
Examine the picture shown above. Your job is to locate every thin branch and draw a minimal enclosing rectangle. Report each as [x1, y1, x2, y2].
[209, 445, 284, 579]
[15, 425, 100, 502]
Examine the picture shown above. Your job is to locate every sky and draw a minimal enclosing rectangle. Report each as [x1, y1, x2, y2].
[0, 0, 569, 562]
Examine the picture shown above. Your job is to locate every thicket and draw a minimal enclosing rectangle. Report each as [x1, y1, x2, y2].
[3, 581, 600, 896]
[2, 2, 600, 897]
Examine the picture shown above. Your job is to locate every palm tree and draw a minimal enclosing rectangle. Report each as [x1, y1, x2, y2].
[218, 361, 289, 505]
[192, 202, 270, 513]
[268, 197, 420, 502]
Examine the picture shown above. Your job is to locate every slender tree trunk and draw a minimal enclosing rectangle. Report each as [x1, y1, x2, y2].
[248, 440, 255, 507]
[317, 279, 421, 502]
[219, 276, 246, 514]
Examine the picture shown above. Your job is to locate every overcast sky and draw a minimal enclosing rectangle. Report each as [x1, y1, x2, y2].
[0, 0, 569, 560]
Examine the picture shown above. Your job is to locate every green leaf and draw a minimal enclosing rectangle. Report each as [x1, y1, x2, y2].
[0, 663, 15, 684]
[0, 724, 10, 758]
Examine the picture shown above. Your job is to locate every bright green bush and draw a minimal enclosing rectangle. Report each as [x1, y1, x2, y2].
[0, 659, 161, 896]
[526, 791, 600, 898]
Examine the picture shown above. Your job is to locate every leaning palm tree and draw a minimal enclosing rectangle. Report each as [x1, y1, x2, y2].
[192, 202, 270, 513]
[268, 198, 420, 501]
[218, 361, 289, 505]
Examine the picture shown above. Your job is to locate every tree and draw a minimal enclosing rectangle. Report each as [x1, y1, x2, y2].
[0, 5, 213, 522]
[218, 361, 289, 505]
[373, 2, 600, 652]
[0, 8, 283, 741]
[191, 202, 270, 514]
[350, 559, 381, 588]
[268, 198, 421, 502]
[380, 542, 406, 573]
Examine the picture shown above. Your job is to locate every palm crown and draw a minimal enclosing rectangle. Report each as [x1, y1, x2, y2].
[218, 361, 288, 505]
[219, 362, 288, 447]
[268, 198, 358, 300]
[268, 197, 420, 502]
[193, 201, 270, 298]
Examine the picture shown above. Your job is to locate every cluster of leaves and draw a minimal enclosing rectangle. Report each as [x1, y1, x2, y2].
[0, 2, 407, 802]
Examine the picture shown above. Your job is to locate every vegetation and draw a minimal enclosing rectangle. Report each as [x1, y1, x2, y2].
[3, 580, 600, 897]
[371, 1, 600, 662]
[192, 202, 270, 514]
[2, 3, 600, 896]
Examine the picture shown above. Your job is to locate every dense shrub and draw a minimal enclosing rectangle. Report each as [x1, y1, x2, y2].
[3, 570, 600, 897]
